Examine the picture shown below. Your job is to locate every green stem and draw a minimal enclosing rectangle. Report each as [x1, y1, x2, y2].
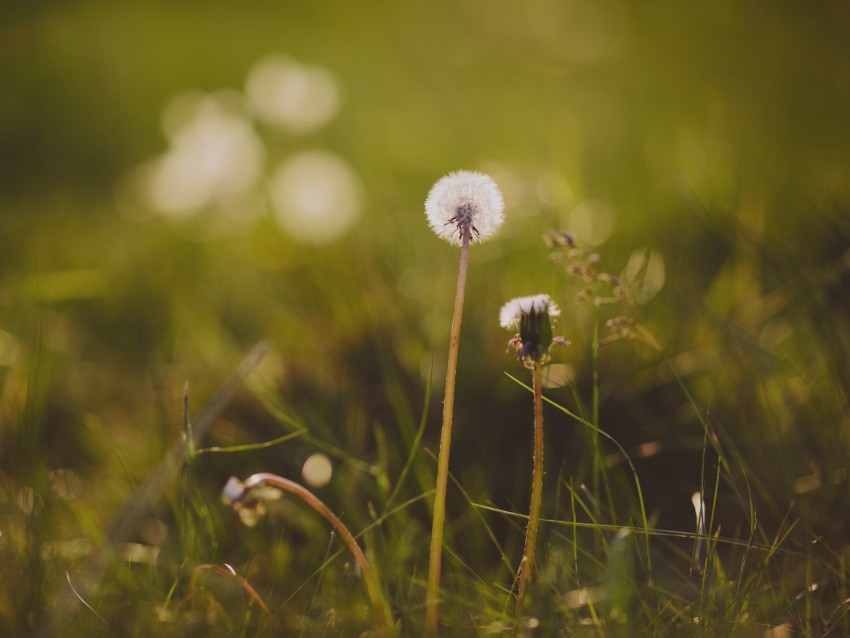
[591, 322, 600, 516]
[591, 323, 617, 535]
[425, 231, 470, 637]
[238, 473, 392, 632]
[183, 381, 194, 461]
[516, 363, 544, 623]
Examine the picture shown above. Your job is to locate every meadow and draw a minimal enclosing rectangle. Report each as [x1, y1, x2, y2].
[2, 2, 850, 636]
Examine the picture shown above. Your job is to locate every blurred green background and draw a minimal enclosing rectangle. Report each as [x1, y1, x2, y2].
[2, 1, 850, 635]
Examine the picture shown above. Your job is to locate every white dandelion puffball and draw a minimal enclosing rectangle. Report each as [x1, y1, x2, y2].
[499, 294, 561, 329]
[425, 170, 504, 245]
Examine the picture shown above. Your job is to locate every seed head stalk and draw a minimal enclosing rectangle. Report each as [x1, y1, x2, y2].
[425, 229, 470, 637]
[515, 362, 544, 622]
[423, 170, 503, 634]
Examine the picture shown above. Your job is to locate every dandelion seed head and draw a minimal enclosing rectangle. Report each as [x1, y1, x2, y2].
[425, 170, 504, 246]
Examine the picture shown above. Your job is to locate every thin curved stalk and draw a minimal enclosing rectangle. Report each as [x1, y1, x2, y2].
[225, 473, 392, 632]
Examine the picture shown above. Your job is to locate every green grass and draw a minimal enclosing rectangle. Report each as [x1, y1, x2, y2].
[3, 3, 850, 636]
[3, 221, 849, 637]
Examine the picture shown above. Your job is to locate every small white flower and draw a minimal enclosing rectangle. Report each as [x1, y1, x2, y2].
[499, 294, 560, 329]
[425, 170, 504, 245]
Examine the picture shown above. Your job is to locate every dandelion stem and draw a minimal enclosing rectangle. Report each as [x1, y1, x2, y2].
[235, 473, 392, 632]
[425, 229, 470, 636]
[516, 363, 544, 623]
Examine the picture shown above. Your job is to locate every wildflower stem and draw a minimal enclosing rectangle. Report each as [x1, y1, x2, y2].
[182, 381, 194, 461]
[237, 473, 392, 632]
[591, 322, 602, 523]
[516, 363, 544, 623]
[425, 230, 471, 636]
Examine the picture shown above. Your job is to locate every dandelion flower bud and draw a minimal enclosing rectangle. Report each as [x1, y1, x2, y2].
[499, 294, 560, 330]
[500, 294, 564, 366]
[425, 170, 504, 245]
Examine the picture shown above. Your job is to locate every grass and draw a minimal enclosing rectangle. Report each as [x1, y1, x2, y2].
[2, 6, 849, 632]
[3, 217, 849, 638]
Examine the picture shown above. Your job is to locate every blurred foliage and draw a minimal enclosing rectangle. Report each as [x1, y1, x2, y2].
[2, 1, 850, 636]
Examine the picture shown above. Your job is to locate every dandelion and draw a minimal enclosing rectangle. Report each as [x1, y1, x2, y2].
[425, 170, 504, 245]
[500, 294, 567, 367]
[500, 294, 567, 622]
[424, 170, 504, 636]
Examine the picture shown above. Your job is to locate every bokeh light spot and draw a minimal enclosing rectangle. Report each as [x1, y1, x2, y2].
[245, 55, 341, 134]
[622, 248, 666, 304]
[568, 199, 616, 246]
[268, 150, 363, 244]
[144, 93, 264, 219]
[541, 363, 574, 389]
[302, 453, 333, 488]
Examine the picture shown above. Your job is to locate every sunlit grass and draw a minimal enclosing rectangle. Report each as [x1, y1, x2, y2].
[3, 6, 850, 633]
[3, 215, 848, 637]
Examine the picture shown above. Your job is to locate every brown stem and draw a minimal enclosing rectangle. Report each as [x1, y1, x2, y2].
[516, 363, 544, 624]
[425, 230, 471, 637]
[236, 473, 392, 632]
